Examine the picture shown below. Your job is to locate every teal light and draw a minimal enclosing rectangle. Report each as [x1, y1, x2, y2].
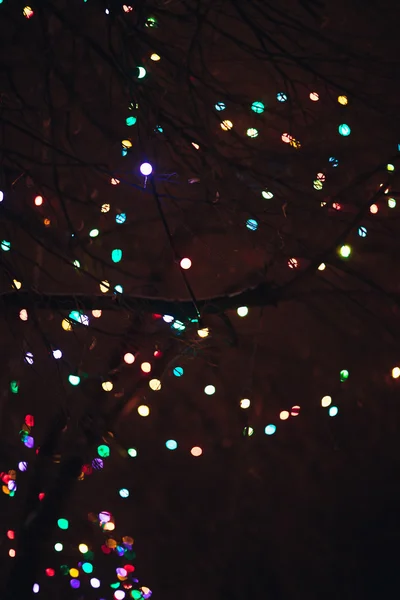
[251, 101, 265, 114]
[82, 562, 93, 574]
[173, 366, 184, 377]
[277, 92, 288, 102]
[114, 284, 124, 294]
[246, 218, 258, 231]
[172, 320, 185, 331]
[128, 448, 137, 458]
[111, 248, 123, 263]
[154, 125, 163, 133]
[215, 102, 226, 111]
[1, 240, 11, 251]
[340, 369, 349, 382]
[57, 518, 69, 530]
[338, 123, 351, 137]
[166, 439, 178, 450]
[119, 488, 130, 498]
[115, 213, 126, 224]
[126, 116, 137, 126]
[358, 226, 367, 237]
[265, 424, 276, 436]
[68, 375, 80, 386]
[329, 406, 339, 417]
[131, 591, 142, 599]
[137, 66, 147, 79]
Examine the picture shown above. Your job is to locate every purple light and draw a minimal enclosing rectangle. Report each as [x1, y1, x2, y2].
[24, 435, 34, 449]
[8, 480, 17, 491]
[92, 458, 104, 470]
[70, 579, 80, 589]
[116, 568, 127, 577]
[18, 461, 28, 472]
[140, 162, 153, 176]
[99, 511, 111, 523]
[33, 583, 40, 593]
[90, 578, 101, 588]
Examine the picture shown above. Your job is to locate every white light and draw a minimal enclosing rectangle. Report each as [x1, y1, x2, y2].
[163, 315, 174, 323]
[90, 578, 101, 589]
[240, 398, 251, 409]
[53, 349, 62, 359]
[204, 385, 215, 396]
[180, 258, 192, 270]
[0, 191, 3, 202]
[140, 162, 153, 176]
[237, 306, 249, 317]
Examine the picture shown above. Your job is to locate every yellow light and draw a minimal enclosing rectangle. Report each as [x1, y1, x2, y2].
[309, 92, 319, 101]
[13, 279, 22, 290]
[318, 263, 326, 271]
[141, 361, 151, 373]
[280, 410, 290, 420]
[9, 549, 16, 558]
[197, 327, 209, 338]
[150, 53, 161, 61]
[43, 218, 51, 227]
[321, 395, 332, 407]
[104, 521, 115, 531]
[124, 352, 135, 364]
[62, 318, 72, 331]
[138, 404, 150, 417]
[221, 120, 233, 131]
[111, 178, 120, 185]
[100, 280, 110, 293]
[79, 543, 89, 554]
[122, 139, 133, 149]
[92, 309, 102, 318]
[392, 367, 400, 379]
[338, 95, 348, 105]
[240, 398, 251, 409]
[149, 378, 162, 391]
[101, 203, 110, 213]
[102, 381, 113, 392]
[192, 142, 200, 150]
[70, 568, 79, 578]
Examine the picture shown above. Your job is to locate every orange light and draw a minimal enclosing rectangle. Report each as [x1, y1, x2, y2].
[190, 446, 203, 457]
[43, 218, 51, 227]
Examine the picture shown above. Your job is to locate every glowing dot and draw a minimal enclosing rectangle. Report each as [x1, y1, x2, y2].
[111, 177, 120, 185]
[100, 280, 110, 293]
[119, 488, 129, 498]
[150, 53, 160, 61]
[246, 218, 258, 231]
[392, 367, 400, 379]
[387, 163, 395, 172]
[13, 279, 22, 289]
[43, 218, 51, 227]
[262, 189, 274, 199]
[97, 445, 110, 458]
[154, 125, 163, 133]
[137, 66, 147, 79]
[45, 568, 55, 577]
[265, 424, 276, 435]
[309, 92, 319, 101]
[18, 461, 27, 471]
[277, 92, 287, 102]
[70, 580, 80, 589]
[102, 381, 113, 392]
[338, 123, 351, 136]
[313, 179, 323, 190]
[19, 309, 28, 321]
[237, 306, 249, 317]
[240, 398, 251, 409]
[68, 374, 80, 386]
[288, 258, 298, 269]
[370, 203, 378, 214]
[23, 6, 34, 18]
[192, 142, 200, 150]
[246, 128, 259, 138]
[339, 244, 351, 258]
[33, 584, 40, 594]
[92, 309, 102, 318]
[115, 591, 126, 600]
[244, 426, 254, 436]
[173, 366, 184, 377]
[321, 395, 332, 407]
[116, 212, 127, 224]
[10, 380, 19, 393]
[90, 578, 101, 588]
[128, 448, 137, 458]
[89, 228, 100, 238]
[54, 543, 63, 552]
[82, 562, 93, 574]
[220, 120, 233, 131]
[329, 156, 339, 167]
[215, 102, 226, 111]
[340, 369, 349, 382]
[329, 406, 338, 417]
[166, 439, 178, 450]
[338, 95, 348, 105]
[140, 162, 153, 176]
[34, 195, 43, 206]
[1, 240, 11, 251]
[180, 257, 192, 270]
[9, 549, 16, 558]
[318, 263, 326, 271]
[191, 446, 202, 457]
[280, 410, 290, 420]
[137, 405, 150, 417]
[291, 405, 300, 416]
[172, 319, 185, 331]
[141, 361, 151, 373]
[0, 191, 3, 202]
[251, 101, 265, 113]
[25, 351, 34, 365]
[388, 197, 396, 208]
[101, 203, 110, 213]
[69, 568, 79, 578]
[58, 518, 69, 530]
[358, 226, 367, 237]
[281, 132, 291, 143]
[7, 530, 15, 540]
[124, 352, 135, 364]
[111, 249, 123, 264]
[197, 327, 209, 338]
[149, 378, 162, 391]
[204, 385, 216, 396]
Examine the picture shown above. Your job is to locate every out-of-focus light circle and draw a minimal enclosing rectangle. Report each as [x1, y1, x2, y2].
[140, 162, 153, 176]
[137, 66, 147, 79]
[33, 584, 40, 593]
[70, 579, 80, 589]
[119, 488, 130, 498]
[128, 448, 137, 458]
[7, 530, 15, 540]
[149, 378, 162, 391]
[150, 53, 160, 61]
[116, 212, 127, 224]
[246, 218, 258, 231]
[141, 362, 151, 373]
[111, 177, 120, 185]
[291, 405, 300, 416]
[115, 591, 126, 600]
[68, 374, 80, 386]
[338, 123, 351, 136]
[221, 120, 233, 131]
[339, 244, 351, 258]
[79, 543, 89, 554]
[340, 369, 349, 382]
[9, 548, 16, 557]
[97, 445, 110, 458]
[165, 440, 178, 450]
[329, 406, 339, 417]
[45, 568, 55, 577]
[237, 306, 249, 317]
[19, 309, 28, 321]
[358, 226, 367, 237]
[100, 279, 110, 293]
[251, 100, 265, 113]
[18, 461, 28, 471]
[23, 6, 34, 19]
[240, 398, 251, 409]
[321, 395, 332, 407]
[90, 578, 101, 588]
[204, 385, 215, 396]
[180, 257, 192, 270]
[318, 263, 326, 271]
[265, 424, 276, 435]
[102, 381, 113, 392]
[1, 240, 11, 252]
[34, 195, 43, 206]
[391, 367, 400, 379]
[89, 228, 100, 238]
[282, 132, 291, 143]
[163, 314, 174, 323]
[313, 179, 323, 190]
[173, 366, 184, 377]
[280, 410, 290, 420]
[82, 562, 93, 574]
[370, 203, 378, 214]
[58, 518, 69, 530]
[337, 95, 348, 105]
[262, 189, 274, 199]
[329, 156, 339, 167]
[288, 258, 299, 269]
[246, 128, 259, 138]
[54, 543, 63, 552]
[137, 405, 150, 417]
[387, 163, 395, 172]
[61, 317, 72, 331]
[388, 197, 396, 208]
[277, 92, 288, 102]
[52, 349, 62, 359]
[309, 92, 319, 101]
[124, 352, 135, 364]
[191, 446, 203, 457]
[69, 568, 79, 578]
[197, 327, 209, 338]
[215, 102, 226, 111]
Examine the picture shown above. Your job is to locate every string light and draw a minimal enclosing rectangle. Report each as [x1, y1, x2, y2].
[79, 543, 89, 553]
[246, 218, 258, 231]
[329, 406, 339, 417]
[309, 92, 319, 101]
[150, 53, 161, 61]
[339, 244, 351, 258]
[197, 328, 209, 338]
[190, 446, 203, 457]
[277, 92, 287, 102]
[265, 424, 276, 435]
[102, 381, 113, 392]
[251, 101, 265, 113]
[220, 120, 233, 131]
[149, 378, 162, 391]
[321, 395, 332, 407]
[68, 374, 80, 386]
[141, 362, 151, 373]
[338, 123, 351, 136]
[338, 95, 348, 105]
[215, 102, 226, 111]
[166, 440, 178, 450]
[391, 367, 400, 379]
[279, 410, 290, 420]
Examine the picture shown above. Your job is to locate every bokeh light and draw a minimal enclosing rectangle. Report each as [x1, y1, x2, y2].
[149, 378, 162, 391]
[240, 398, 251, 409]
[180, 257, 192, 270]
[265, 424, 276, 435]
[321, 395, 332, 407]
[141, 362, 151, 373]
[237, 306, 249, 317]
[124, 352, 135, 364]
[140, 162, 153, 176]
[137, 405, 150, 417]
[57, 518, 69, 530]
[119, 488, 130, 498]
[165, 439, 178, 450]
[280, 410, 290, 420]
[190, 446, 203, 457]
[204, 385, 216, 395]
[329, 406, 339, 417]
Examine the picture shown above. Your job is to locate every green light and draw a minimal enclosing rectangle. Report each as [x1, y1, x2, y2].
[68, 374, 80, 386]
[57, 518, 69, 530]
[313, 179, 323, 190]
[340, 369, 349, 382]
[73, 259, 80, 268]
[97, 444, 110, 458]
[82, 562, 93, 574]
[10, 380, 19, 394]
[387, 163, 395, 172]
[111, 248, 123, 263]
[111, 582, 120, 589]
[89, 228, 99, 238]
[338, 123, 351, 137]
[126, 116, 137, 126]
[128, 448, 137, 458]
[339, 244, 351, 258]
[1, 240, 11, 251]
[251, 101, 265, 114]
[388, 197, 396, 208]
[54, 543, 63, 552]
[246, 128, 258, 138]
[145, 16, 158, 27]
[131, 591, 142, 599]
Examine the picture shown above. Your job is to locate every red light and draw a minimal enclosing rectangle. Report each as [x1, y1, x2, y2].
[291, 405, 301, 417]
[153, 350, 162, 358]
[124, 564, 135, 573]
[7, 530, 15, 540]
[25, 414, 34, 427]
[332, 202, 341, 211]
[38, 492, 45, 501]
[152, 314, 162, 319]
[101, 544, 112, 554]
[45, 568, 55, 577]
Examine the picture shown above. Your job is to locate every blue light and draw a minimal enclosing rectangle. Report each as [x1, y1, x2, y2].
[114, 284, 124, 294]
[277, 92, 288, 102]
[173, 366, 184, 377]
[358, 226, 367, 237]
[119, 488, 130, 498]
[215, 102, 226, 111]
[115, 213, 126, 224]
[338, 123, 351, 137]
[246, 218, 258, 231]
[329, 406, 338, 417]
[265, 424, 276, 436]
[329, 156, 339, 167]
[154, 125, 164, 133]
[166, 439, 178, 450]
[251, 101, 265, 113]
